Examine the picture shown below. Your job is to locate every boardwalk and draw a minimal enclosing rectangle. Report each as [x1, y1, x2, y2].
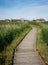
[13, 27, 43, 65]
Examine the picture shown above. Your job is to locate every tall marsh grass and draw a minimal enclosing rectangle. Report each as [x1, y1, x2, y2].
[37, 22, 48, 64]
[0, 21, 31, 65]
[42, 27, 48, 45]
[0, 22, 30, 52]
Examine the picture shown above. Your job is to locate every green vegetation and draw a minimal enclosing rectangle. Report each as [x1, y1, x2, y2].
[0, 20, 48, 65]
[0, 21, 32, 65]
[37, 22, 48, 64]
[42, 28, 48, 45]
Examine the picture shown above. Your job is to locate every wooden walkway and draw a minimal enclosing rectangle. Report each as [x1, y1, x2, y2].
[13, 27, 43, 65]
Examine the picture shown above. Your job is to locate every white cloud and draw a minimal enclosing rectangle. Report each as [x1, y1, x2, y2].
[0, 5, 48, 20]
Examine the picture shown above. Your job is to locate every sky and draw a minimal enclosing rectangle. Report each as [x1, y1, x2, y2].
[0, 0, 48, 20]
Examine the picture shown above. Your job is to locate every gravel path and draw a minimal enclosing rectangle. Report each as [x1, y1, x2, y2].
[13, 27, 43, 65]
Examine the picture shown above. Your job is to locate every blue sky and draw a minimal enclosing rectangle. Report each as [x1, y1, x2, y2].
[0, 0, 48, 20]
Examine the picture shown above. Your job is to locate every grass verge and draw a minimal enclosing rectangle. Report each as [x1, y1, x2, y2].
[3, 26, 32, 65]
[37, 28, 48, 65]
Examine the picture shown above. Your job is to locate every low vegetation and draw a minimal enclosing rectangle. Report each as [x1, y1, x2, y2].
[37, 22, 48, 64]
[42, 28, 48, 45]
[0, 20, 48, 65]
[0, 21, 32, 65]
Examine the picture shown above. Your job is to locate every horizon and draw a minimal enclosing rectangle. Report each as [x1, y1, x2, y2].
[0, 0, 48, 20]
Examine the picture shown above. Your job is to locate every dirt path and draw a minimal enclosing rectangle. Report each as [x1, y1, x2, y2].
[13, 27, 43, 65]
